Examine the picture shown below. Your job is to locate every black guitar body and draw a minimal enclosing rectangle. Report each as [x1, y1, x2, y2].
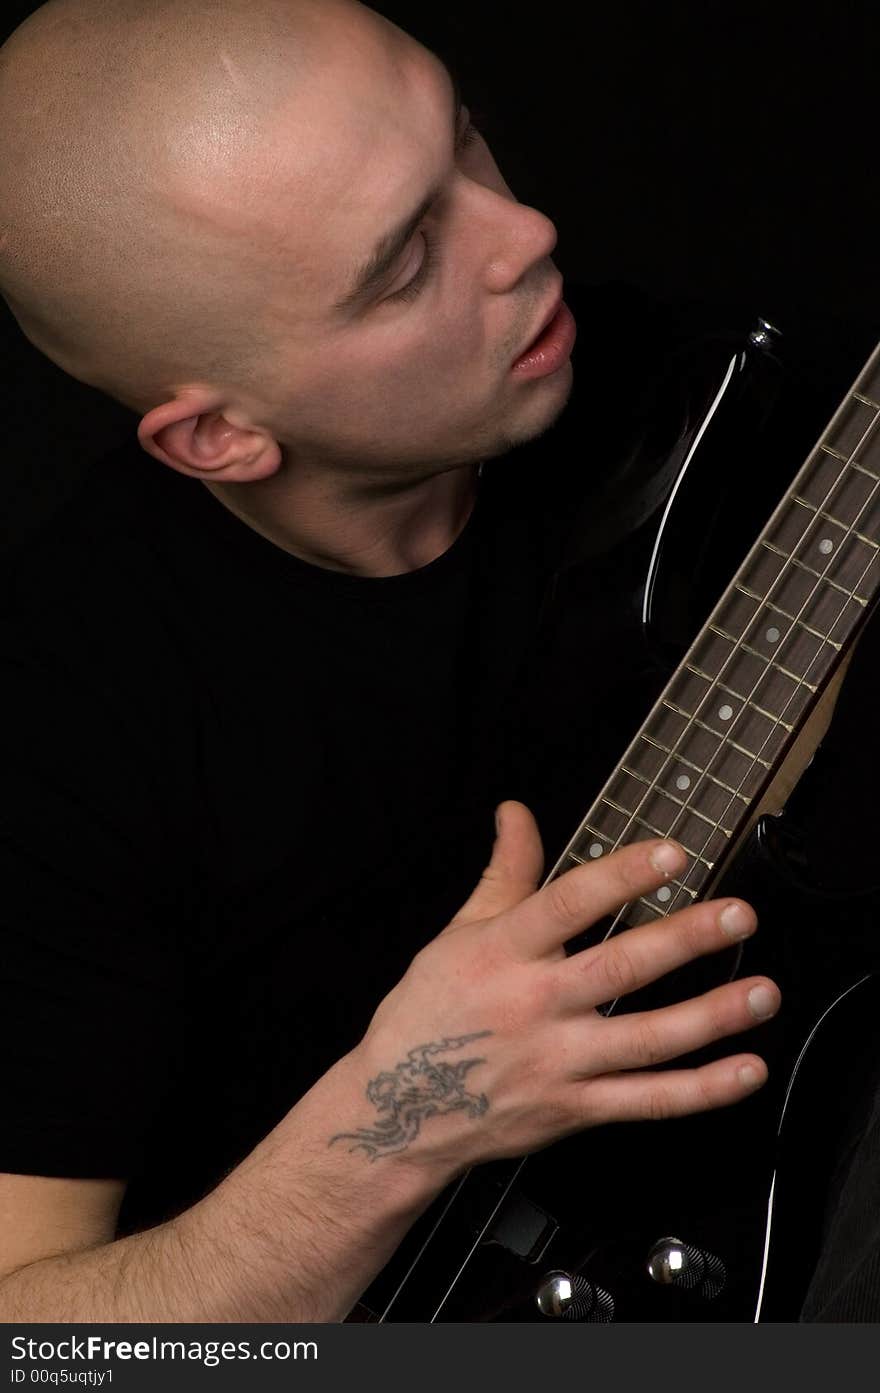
[355, 312, 880, 1322]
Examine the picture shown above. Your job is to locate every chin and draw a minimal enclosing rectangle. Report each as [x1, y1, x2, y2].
[510, 358, 574, 442]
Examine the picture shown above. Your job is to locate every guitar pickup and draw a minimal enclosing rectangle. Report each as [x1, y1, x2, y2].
[485, 1190, 558, 1264]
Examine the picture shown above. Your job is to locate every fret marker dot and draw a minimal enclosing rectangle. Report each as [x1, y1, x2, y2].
[589, 842, 604, 858]
[675, 774, 691, 790]
[718, 704, 734, 721]
[819, 538, 834, 554]
[766, 626, 780, 643]
[656, 885, 673, 903]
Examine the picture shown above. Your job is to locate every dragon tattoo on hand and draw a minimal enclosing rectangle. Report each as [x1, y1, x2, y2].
[328, 1031, 493, 1160]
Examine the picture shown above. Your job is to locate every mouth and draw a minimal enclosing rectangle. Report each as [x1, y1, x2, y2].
[510, 287, 577, 381]
[516, 283, 564, 361]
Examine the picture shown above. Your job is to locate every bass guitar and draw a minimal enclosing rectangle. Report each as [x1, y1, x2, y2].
[349, 312, 880, 1322]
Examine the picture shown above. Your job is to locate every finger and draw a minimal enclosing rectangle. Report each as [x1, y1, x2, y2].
[505, 836, 688, 958]
[555, 896, 758, 1009]
[579, 1053, 769, 1126]
[446, 800, 545, 929]
[582, 976, 780, 1075]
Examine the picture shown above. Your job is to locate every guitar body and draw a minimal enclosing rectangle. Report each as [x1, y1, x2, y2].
[352, 314, 880, 1322]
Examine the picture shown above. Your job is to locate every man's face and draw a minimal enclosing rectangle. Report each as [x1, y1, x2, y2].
[204, 4, 574, 483]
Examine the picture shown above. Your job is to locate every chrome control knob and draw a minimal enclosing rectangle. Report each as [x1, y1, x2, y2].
[534, 1269, 615, 1321]
[646, 1236, 726, 1300]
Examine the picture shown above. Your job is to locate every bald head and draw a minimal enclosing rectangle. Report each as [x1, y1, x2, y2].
[0, 0, 566, 496]
[0, 0, 381, 413]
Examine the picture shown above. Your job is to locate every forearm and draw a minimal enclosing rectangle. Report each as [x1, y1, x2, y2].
[0, 1050, 446, 1322]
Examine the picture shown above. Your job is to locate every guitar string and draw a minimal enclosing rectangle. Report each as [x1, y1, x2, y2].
[599, 403, 880, 936]
[582, 381, 880, 945]
[659, 422, 880, 913]
[597, 395, 880, 939]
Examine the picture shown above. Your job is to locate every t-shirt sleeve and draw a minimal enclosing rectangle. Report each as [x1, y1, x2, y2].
[0, 622, 198, 1179]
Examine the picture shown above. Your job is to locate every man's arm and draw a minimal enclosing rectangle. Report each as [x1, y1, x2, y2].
[0, 1049, 441, 1322]
[0, 803, 778, 1322]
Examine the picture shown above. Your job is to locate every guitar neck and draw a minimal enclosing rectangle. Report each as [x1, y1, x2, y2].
[547, 340, 880, 929]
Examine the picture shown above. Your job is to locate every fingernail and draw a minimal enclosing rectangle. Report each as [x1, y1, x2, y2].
[738, 1063, 763, 1089]
[720, 902, 753, 940]
[650, 840, 686, 876]
[748, 985, 778, 1020]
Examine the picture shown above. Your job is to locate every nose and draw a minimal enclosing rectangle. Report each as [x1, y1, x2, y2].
[482, 193, 559, 295]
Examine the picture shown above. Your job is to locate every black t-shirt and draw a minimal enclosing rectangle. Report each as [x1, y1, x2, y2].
[2, 278, 877, 1264]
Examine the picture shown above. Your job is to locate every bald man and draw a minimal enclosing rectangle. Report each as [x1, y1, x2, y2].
[0, 0, 780, 1321]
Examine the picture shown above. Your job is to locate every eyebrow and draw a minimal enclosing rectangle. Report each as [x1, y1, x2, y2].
[332, 59, 463, 314]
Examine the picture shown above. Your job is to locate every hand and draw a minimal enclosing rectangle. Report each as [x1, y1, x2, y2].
[342, 800, 778, 1180]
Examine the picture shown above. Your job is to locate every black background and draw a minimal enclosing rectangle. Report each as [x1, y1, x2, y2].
[2, 0, 879, 544]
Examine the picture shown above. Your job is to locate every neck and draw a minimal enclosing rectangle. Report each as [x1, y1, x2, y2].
[202, 458, 481, 578]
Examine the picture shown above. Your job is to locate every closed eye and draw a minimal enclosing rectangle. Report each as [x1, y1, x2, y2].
[387, 112, 486, 305]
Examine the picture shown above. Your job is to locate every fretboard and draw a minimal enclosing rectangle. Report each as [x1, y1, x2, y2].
[549, 339, 880, 932]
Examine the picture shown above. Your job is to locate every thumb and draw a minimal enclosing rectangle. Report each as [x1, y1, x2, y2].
[447, 800, 545, 928]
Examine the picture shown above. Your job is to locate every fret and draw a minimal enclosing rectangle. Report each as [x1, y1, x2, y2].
[736, 579, 817, 633]
[852, 459, 880, 483]
[791, 494, 880, 549]
[691, 628, 818, 693]
[565, 829, 607, 863]
[631, 738, 750, 803]
[632, 729, 740, 796]
[768, 593, 863, 646]
[687, 604, 824, 707]
[854, 391, 880, 411]
[600, 795, 723, 866]
[716, 590, 842, 684]
[767, 498, 854, 573]
[638, 879, 697, 917]
[669, 663, 796, 739]
[634, 733, 705, 779]
[684, 661, 786, 727]
[654, 707, 768, 774]
[790, 495, 850, 534]
[796, 449, 880, 531]
[626, 900, 669, 928]
[824, 394, 880, 462]
[615, 763, 739, 846]
[604, 784, 730, 847]
[740, 534, 874, 637]
[712, 588, 760, 641]
[557, 852, 586, 871]
[819, 442, 849, 463]
[720, 683, 795, 732]
[749, 592, 843, 647]
[634, 735, 757, 802]
[856, 351, 880, 407]
[568, 813, 712, 896]
[689, 634, 815, 736]
[822, 533, 880, 596]
[759, 540, 863, 599]
[618, 763, 740, 835]
[745, 546, 868, 619]
[739, 642, 818, 690]
[561, 831, 704, 931]
[568, 819, 669, 861]
[664, 675, 790, 765]
[759, 598, 841, 648]
[741, 641, 818, 690]
[732, 580, 842, 648]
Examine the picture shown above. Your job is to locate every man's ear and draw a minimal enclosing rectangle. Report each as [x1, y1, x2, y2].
[137, 390, 282, 482]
